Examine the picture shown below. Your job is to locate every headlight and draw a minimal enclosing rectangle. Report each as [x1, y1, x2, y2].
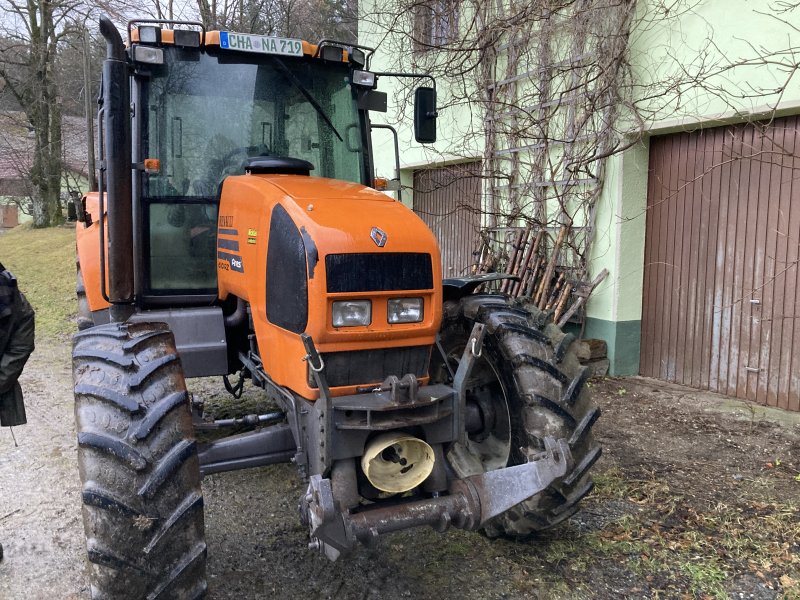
[132, 46, 164, 64]
[388, 297, 423, 324]
[332, 300, 371, 327]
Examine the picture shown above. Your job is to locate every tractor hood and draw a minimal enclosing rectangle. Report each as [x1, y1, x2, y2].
[216, 173, 444, 399]
[219, 173, 442, 270]
[261, 175, 431, 257]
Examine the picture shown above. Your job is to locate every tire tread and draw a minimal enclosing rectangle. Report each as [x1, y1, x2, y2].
[74, 322, 206, 599]
[437, 295, 601, 536]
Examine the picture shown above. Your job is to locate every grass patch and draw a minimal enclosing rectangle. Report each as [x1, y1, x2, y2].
[592, 466, 629, 499]
[575, 466, 800, 597]
[0, 225, 76, 340]
[681, 561, 728, 599]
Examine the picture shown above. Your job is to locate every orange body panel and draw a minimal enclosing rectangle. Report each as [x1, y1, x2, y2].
[75, 192, 111, 312]
[217, 174, 443, 400]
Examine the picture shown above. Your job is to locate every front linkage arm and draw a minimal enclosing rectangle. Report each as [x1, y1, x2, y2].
[301, 323, 573, 561]
[304, 437, 572, 560]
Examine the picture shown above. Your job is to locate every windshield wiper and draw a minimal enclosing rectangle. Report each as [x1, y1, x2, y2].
[272, 57, 343, 142]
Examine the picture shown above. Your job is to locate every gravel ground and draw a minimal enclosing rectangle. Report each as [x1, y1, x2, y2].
[1, 340, 798, 599]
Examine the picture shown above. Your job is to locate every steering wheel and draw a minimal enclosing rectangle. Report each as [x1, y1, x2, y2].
[192, 143, 274, 196]
[219, 143, 272, 176]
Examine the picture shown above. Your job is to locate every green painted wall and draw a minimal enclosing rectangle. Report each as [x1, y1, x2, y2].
[628, 0, 800, 129]
[359, 0, 484, 191]
[362, 1, 800, 177]
[584, 317, 642, 376]
[584, 140, 649, 324]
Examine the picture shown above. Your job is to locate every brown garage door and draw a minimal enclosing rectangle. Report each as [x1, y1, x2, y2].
[413, 162, 482, 277]
[641, 116, 800, 411]
[0, 204, 18, 228]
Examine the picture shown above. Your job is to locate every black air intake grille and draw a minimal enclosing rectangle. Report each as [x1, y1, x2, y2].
[325, 253, 433, 293]
[310, 346, 431, 388]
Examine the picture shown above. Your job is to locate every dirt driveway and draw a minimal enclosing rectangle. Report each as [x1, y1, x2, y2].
[1, 340, 798, 599]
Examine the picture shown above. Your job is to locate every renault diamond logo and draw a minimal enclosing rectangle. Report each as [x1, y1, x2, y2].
[370, 226, 388, 247]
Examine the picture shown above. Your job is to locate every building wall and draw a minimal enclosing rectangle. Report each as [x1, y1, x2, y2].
[360, 0, 800, 375]
[590, 0, 800, 373]
[583, 142, 649, 375]
[360, 0, 482, 206]
[0, 173, 90, 226]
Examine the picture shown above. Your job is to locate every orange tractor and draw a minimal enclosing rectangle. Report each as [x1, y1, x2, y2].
[73, 17, 600, 598]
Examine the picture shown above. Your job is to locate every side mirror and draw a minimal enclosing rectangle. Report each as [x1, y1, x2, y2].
[414, 87, 437, 143]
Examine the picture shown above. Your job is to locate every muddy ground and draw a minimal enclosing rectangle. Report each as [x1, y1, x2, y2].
[0, 340, 798, 599]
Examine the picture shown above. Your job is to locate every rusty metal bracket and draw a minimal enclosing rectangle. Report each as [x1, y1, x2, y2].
[301, 334, 333, 474]
[303, 435, 572, 560]
[378, 373, 420, 404]
[303, 474, 355, 561]
[463, 436, 572, 525]
[452, 323, 486, 444]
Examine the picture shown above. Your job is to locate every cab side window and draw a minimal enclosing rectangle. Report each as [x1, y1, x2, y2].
[146, 201, 218, 294]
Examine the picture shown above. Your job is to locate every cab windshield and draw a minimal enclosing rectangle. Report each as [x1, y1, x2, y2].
[141, 48, 365, 198]
[139, 48, 365, 296]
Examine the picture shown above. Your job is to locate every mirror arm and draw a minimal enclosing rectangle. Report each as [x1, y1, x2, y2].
[371, 71, 436, 94]
[370, 124, 402, 203]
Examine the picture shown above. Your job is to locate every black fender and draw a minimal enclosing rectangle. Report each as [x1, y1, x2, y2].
[441, 273, 519, 302]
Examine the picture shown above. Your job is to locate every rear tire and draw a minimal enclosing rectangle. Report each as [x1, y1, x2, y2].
[73, 322, 207, 599]
[433, 294, 601, 536]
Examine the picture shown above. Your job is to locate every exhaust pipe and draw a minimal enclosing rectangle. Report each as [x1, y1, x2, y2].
[361, 433, 435, 494]
[99, 16, 134, 319]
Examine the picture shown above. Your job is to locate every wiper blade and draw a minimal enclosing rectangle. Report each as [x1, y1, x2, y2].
[272, 57, 343, 142]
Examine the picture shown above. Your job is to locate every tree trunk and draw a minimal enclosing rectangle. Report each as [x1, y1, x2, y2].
[45, 84, 64, 227]
[25, 0, 64, 228]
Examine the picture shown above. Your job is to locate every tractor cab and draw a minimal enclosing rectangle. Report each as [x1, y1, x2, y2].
[128, 25, 380, 304]
[77, 20, 438, 376]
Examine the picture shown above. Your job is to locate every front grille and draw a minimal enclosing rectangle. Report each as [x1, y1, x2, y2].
[310, 345, 431, 388]
[325, 253, 433, 293]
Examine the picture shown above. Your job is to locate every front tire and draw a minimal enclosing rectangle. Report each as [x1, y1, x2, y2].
[76, 259, 93, 331]
[433, 294, 601, 536]
[73, 322, 207, 599]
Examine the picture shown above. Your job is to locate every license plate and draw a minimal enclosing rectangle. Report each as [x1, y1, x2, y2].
[219, 32, 303, 57]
